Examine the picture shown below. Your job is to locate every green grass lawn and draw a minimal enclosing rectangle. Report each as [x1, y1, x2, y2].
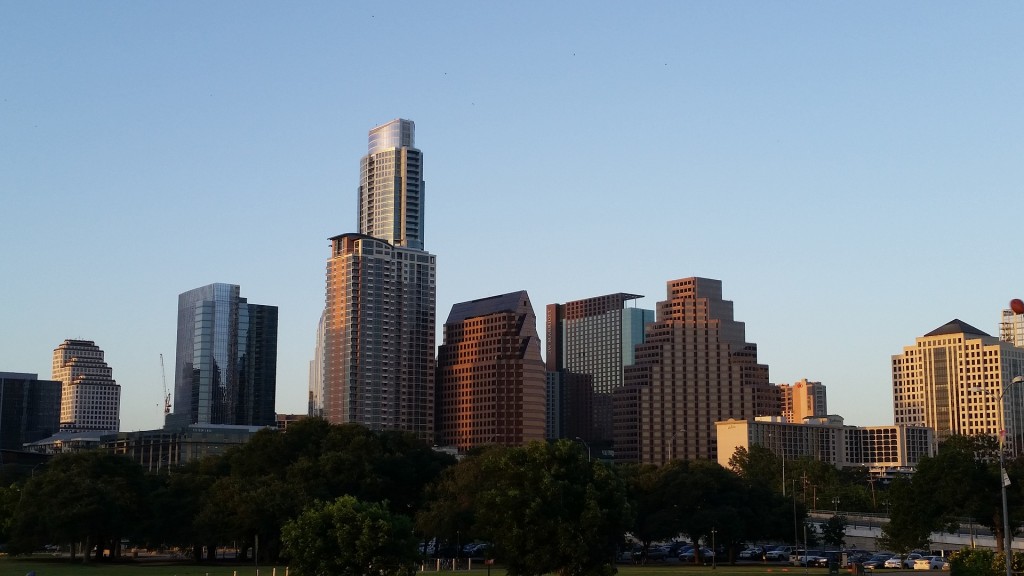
[1, 557, 836, 576]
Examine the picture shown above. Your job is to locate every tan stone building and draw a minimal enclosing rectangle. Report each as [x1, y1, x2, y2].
[52, 339, 120, 432]
[612, 277, 777, 464]
[892, 319, 1024, 453]
[436, 291, 546, 452]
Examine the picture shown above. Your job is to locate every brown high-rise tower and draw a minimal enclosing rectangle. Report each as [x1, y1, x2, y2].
[436, 291, 546, 452]
[613, 277, 776, 464]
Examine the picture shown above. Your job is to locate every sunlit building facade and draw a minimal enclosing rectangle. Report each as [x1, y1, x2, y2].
[52, 340, 121, 432]
[1000, 309, 1024, 348]
[436, 291, 545, 452]
[359, 118, 424, 250]
[613, 277, 777, 465]
[777, 379, 827, 423]
[308, 309, 326, 417]
[892, 319, 1024, 454]
[323, 119, 436, 440]
[716, 416, 935, 477]
[174, 284, 278, 427]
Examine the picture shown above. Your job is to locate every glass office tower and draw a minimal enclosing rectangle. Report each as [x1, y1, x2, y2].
[546, 293, 654, 452]
[174, 283, 278, 426]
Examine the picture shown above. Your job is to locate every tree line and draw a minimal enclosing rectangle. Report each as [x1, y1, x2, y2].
[13, 420, 1017, 575]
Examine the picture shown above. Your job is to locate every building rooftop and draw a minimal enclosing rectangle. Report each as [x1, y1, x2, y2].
[924, 318, 990, 338]
[446, 291, 530, 324]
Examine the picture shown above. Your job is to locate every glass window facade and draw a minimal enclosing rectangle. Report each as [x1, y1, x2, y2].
[175, 284, 278, 427]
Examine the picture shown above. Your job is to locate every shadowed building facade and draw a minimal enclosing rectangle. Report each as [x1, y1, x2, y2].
[546, 293, 653, 454]
[613, 277, 777, 464]
[323, 119, 436, 440]
[436, 291, 545, 452]
[0, 372, 61, 449]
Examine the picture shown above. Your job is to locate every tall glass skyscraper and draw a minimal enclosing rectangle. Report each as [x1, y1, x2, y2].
[323, 119, 436, 440]
[174, 283, 278, 427]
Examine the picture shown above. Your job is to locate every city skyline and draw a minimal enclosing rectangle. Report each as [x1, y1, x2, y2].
[3, 3, 1023, 432]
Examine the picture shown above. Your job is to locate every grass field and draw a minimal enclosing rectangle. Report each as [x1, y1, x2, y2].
[0, 557, 840, 576]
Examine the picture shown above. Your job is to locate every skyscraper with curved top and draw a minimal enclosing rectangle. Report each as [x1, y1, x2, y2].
[322, 119, 436, 440]
[359, 118, 424, 250]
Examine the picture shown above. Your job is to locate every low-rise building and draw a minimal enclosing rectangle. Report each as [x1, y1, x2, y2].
[716, 415, 935, 477]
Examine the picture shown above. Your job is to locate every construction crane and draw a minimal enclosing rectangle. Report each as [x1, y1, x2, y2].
[160, 354, 171, 416]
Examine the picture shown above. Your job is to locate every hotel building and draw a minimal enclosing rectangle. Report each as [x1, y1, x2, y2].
[777, 379, 827, 423]
[716, 416, 935, 478]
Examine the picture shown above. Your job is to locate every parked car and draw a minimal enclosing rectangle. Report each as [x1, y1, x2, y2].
[790, 550, 826, 567]
[679, 547, 715, 564]
[767, 546, 794, 560]
[739, 546, 764, 559]
[862, 554, 894, 570]
[846, 552, 873, 567]
[913, 556, 949, 571]
[884, 556, 905, 569]
[812, 552, 842, 568]
[632, 545, 669, 563]
[883, 554, 921, 569]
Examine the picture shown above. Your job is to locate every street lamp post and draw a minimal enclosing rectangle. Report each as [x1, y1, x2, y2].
[792, 479, 798, 552]
[711, 528, 717, 570]
[975, 378, 1024, 576]
[574, 437, 591, 462]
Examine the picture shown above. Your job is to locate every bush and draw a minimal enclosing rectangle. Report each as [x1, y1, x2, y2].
[947, 548, 1024, 576]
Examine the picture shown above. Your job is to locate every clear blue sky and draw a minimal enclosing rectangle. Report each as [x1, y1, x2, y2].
[3, 2, 1022, 432]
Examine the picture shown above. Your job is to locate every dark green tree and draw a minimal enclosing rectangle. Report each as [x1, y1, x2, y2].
[281, 495, 419, 576]
[878, 476, 934, 553]
[821, 515, 847, 548]
[665, 459, 748, 564]
[0, 482, 20, 544]
[886, 434, 1011, 552]
[468, 441, 630, 576]
[414, 446, 488, 551]
[619, 463, 681, 564]
[8, 451, 147, 561]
